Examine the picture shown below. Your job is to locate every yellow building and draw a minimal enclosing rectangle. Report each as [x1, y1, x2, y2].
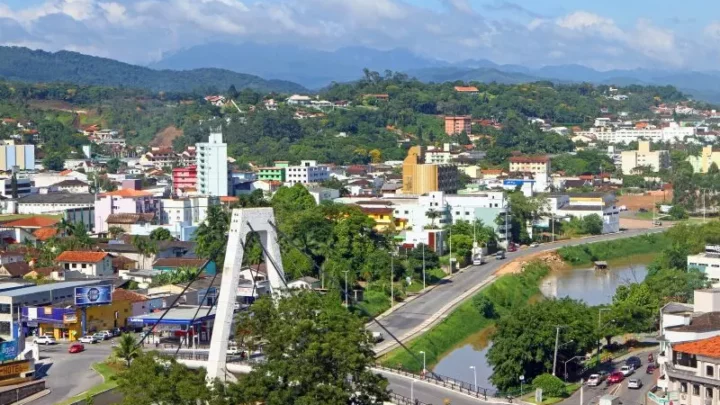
[36, 290, 138, 341]
[402, 146, 459, 195]
[359, 207, 398, 232]
[688, 146, 720, 173]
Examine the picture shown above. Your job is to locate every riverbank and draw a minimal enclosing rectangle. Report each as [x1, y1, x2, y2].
[557, 232, 668, 266]
[379, 263, 548, 372]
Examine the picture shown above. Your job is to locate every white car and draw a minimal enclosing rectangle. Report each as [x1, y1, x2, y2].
[530, 242, 540, 248]
[620, 365, 634, 376]
[586, 374, 602, 387]
[79, 335, 98, 344]
[34, 335, 56, 345]
[628, 379, 643, 389]
[98, 330, 113, 340]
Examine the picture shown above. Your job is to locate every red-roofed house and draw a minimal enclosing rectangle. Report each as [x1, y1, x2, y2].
[95, 179, 160, 234]
[454, 86, 479, 94]
[56, 251, 112, 278]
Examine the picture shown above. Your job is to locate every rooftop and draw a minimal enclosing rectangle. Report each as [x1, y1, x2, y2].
[33, 227, 58, 241]
[106, 213, 155, 224]
[112, 288, 148, 303]
[153, 258, 208, 269]
[52, 179, 88, 188]
[3, 216, 60, 228]
[509, 155, 550, 164]
[1, 262, 30, 277]
[674, 334, 720, 358]
[128, 305, 217, 325]
[0, 280, 104, 298]
[667, 312, 720, 333]
[100, 189, 153, 198]
[17, 193, 94, 205]
[56, 251, 109, 263]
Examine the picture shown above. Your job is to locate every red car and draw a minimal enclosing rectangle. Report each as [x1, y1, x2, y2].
[647, 364, 656, 374]
[607, 371, 624, 384]
[68, 343, 85, 353]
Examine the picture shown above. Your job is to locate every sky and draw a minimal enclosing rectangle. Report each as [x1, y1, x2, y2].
[0, 0, 718, 70]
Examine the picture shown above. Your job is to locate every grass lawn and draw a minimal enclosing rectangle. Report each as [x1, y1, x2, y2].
[522, 382, 582, 405]
[56, 362, 121, 405]
[0, 214, 63, 222]
[406, 268, 447, 293]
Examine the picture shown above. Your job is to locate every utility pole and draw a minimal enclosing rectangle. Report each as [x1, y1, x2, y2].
[704, 188, 707, 223]
[422, 243, 426, 290]
[390, 253, 394, 308]
[552, 326, 561, 376]
[551, 213, 555, 243]
[343, 270, 349, 307]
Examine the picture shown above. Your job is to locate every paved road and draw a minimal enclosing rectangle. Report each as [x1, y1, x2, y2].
[31, 339, 114, 405]
[380, 370, 498, 405]
[369, 227, 667, 347]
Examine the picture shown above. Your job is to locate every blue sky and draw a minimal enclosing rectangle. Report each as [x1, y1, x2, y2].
[0, 0, 718, 69]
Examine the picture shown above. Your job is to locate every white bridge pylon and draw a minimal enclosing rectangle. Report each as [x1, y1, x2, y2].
[206, 208, 286, 381]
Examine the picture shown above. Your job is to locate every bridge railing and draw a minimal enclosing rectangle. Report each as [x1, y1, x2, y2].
[388, 392, 432, 405]
[373, 364, 503, 401]
[168, 350, 262, 364]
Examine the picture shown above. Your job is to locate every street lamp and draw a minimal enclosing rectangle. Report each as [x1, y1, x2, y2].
[563, 355, 585, 381]
[552, 325, 568, 376]
[390, 253, 394, 308]
[422, 243, 426, 290]
[342, 270, 349, 308]
[419, 351, 426, 374]
[519, 375, 525, 397]
[470, 366, 477, 392]
[597, 308, 611, 365]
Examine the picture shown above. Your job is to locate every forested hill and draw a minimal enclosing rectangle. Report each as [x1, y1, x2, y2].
[0, 47, 307, 94]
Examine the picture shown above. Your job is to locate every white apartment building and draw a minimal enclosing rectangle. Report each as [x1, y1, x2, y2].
[688, 245, 720, 286]
[621, 141, 670, 175]
[285, 160, 330, 185]
[545, 193, 620, 234]
[196, 132, 229, 196]
[575, 124, 695, 145]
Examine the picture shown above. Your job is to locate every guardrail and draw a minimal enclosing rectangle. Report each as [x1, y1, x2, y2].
[374, 364, 503, 401]
[388, 392, 432, 405]
[167, 350, 261, 364]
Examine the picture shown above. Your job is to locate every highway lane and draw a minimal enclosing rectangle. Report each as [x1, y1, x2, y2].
[369, 227, 667, 350]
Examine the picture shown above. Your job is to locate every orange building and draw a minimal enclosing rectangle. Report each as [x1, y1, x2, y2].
[402, 146, 459, 195]
[444, 116, 472, 136]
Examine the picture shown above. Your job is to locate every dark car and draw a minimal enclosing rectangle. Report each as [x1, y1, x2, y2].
[626, 356, 642, 368]
[646, 364, 656, 374]
[607, 371, 624, 385]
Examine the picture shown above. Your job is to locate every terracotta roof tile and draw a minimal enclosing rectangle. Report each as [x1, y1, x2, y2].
[100, 189, 153, 198]
[33, 227, 58, 241]
[56, 251, 109, 263]
[4, 216, 59, 228]
[1, 261, 30, 277]
[112, 288, 148, 303]
[674, 334, 720, 358]
[30, 266, 60, 277]
[454, 86, 479, 92]
[509, 155, 550, 164]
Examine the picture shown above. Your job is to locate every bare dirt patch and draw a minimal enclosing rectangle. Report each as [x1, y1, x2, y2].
[151, 125, 183, 148]
[495, 250, 567, 276]
[618, 190, 673, 211]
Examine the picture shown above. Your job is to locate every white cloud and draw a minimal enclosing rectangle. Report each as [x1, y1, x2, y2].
[0, 0, 709, 70]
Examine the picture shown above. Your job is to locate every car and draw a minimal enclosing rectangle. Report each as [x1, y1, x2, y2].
[68, 343, 85, 353]
[78, 335, 98, 344]
[620, 365, 634, 376]
[92, 332, 107, 342]
[33, 335, 56, 345]
[371, 332, 384, 342]
[646, 364, 656, 374]
[507, 243, 518, 252]
[98, 330, 113, 340]
[530, 242, 540, 248]
[628, 379, 643, 389]
[607, 371, 624, 384]
[586, 374, 603, 387]
[227, 343, 240, 355]
[626, 356, 642, 368]
[495, 251, 506, 260]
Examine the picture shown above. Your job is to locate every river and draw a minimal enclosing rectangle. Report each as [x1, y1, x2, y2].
[432, 261, 649, 390]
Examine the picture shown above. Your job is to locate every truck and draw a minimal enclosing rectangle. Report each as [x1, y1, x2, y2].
[471, 242, 486, 265]
[599, 395, 620, 405]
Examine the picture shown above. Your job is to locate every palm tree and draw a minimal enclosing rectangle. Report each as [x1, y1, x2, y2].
[113, 333, 140, 368]
[108, 226, 125, 240]
[425, 209, 442, 228]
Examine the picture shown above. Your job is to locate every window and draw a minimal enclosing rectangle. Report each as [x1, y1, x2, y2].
[0, 322, 10, 335]
[708, 365, 715, 377]
[708, 388, 714, 398]
[693, 385, 700, 396]
[681, 383, 688, 393]
[81, 264, 87, 269]
[0, 304, 10, 314]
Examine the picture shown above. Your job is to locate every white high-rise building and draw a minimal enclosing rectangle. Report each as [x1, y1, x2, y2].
[196, 132, 229, 196]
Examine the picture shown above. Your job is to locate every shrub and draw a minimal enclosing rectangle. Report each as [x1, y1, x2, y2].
[532, 373, 568, 398]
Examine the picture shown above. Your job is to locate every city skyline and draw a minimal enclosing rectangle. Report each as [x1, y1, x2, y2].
[0, 0, 719, 71]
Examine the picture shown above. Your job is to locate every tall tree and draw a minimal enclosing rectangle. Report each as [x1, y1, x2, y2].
[231, 292, 389, 404]
[194, 205, 230, 268]
[149, 228, 173, 241]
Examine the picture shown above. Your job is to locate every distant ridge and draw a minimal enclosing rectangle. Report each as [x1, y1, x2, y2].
[0, 46, 307, 94]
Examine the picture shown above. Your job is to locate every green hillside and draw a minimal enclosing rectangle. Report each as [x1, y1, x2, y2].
[0, 46, 307, 94]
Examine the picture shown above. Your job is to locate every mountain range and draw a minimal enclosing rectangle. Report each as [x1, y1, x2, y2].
[153, 42, 720, 102]
[0, 46, 307, 94]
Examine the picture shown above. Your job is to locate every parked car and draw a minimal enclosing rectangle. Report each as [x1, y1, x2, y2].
[227, 343, 240, 356]
[620, 365, 634, 376]
[646, 364, 656, 374]
[626, 356, 642, 368]
[78, 335, 98, 344]
[607, 371, 625, 384]
[530, 242, 540, 248]
[371, 332, 384, 342]
[93, 332, 107, 342]
[495, 251, 506, 260]
[628, 379, 643, 389]
[33, 335, 56, 345]
[68, 343, 85, 353]
[648, 353, 654, 363]
[507, 243, 518, 252]
[98, 330, 113, 340]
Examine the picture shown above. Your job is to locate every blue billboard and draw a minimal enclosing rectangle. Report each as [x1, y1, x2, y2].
[503, 179, 534, 187]
[0, 341, 17, 362]
[75, 285, 112, 306]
